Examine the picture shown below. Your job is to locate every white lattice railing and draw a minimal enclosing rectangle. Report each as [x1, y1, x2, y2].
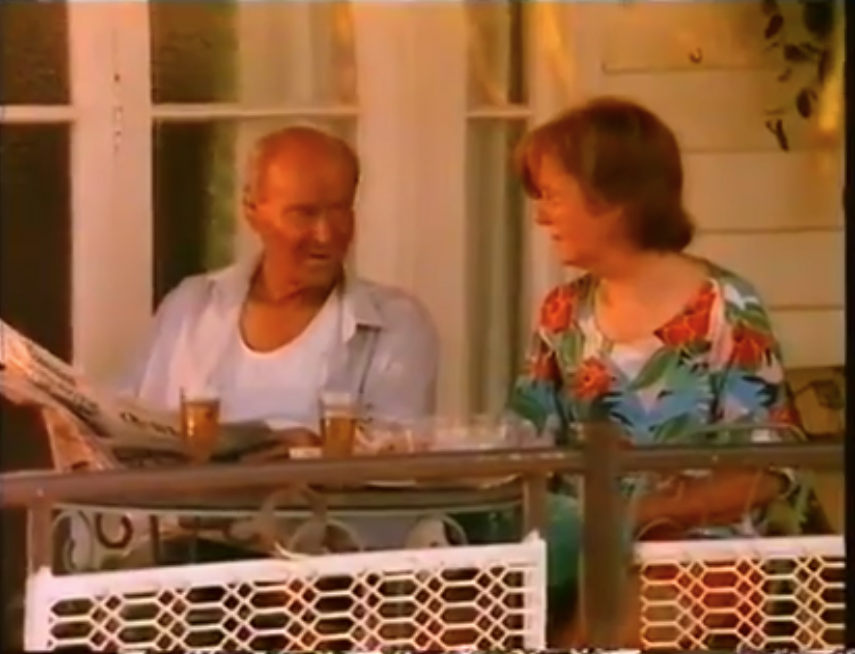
[25, 537, 547, 651]
[636, 535, 845, 651]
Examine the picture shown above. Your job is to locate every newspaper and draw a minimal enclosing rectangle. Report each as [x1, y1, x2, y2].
[0, 319, 283, 470]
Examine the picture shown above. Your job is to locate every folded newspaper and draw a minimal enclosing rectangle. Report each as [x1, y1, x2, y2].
[0, 319, 283, 470]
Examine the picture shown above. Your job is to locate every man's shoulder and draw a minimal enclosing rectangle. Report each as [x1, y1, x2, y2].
[157, 271, 217, 310]
[158, 261, 250, 310]
[347, 277, 436, 334]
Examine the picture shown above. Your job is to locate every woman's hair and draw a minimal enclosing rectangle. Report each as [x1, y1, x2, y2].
[514, 96, 695, 252]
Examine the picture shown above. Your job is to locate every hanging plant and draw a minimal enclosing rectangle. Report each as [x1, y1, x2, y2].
[761, 0, 839, 151]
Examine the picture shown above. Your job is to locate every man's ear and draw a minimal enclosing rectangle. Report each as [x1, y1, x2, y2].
[243, 186, 259, 229]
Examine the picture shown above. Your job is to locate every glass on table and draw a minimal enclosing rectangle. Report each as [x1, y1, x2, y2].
[413, 414, 544, 452]
[178, 387, 221, 463]
[319, 391, 359, 458]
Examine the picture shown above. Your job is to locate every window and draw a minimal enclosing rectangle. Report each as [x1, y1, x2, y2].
[76, 2, 584, 413]
[0, 3, 117, 371]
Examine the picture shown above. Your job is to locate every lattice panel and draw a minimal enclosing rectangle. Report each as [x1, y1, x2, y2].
[25, 539, 546, 651]
[636, 536, 844, 651]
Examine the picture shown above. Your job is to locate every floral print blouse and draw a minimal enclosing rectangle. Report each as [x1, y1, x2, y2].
[508, 261, 802, 537]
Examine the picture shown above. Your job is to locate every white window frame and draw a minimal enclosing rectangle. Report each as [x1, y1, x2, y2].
[81, 2, 597, 410]
[0, 5, 120, 380]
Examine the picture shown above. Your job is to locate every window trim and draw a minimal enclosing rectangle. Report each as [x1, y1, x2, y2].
[66, 4, 135, 381]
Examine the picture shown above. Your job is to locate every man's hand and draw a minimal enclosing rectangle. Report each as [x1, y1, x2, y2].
[240, 428, 321, 463]
[0, 370, 40, 407]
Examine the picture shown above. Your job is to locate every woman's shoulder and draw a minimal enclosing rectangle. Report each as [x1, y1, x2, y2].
[704, 261, 773, 324]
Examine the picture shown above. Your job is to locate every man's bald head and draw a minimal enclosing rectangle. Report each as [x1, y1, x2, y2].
[246, 126, 359, 202]
[244, 126, 358, 290]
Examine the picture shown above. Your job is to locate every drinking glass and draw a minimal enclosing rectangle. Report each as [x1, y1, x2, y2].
[417, 413, 541, 452]
[319, 391, 358, 458]
[179, 388, 221, 463]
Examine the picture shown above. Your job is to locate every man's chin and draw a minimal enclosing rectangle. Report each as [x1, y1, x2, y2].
[302, 259, 344, 284]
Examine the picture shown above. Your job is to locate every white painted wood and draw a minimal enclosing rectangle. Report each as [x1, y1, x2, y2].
[599, 70, 833, 151]
[684, 151, 844, 233]
[600, 1, 773, 72]
[353, 3, 470, 415]
[69, 4, 146, 381]
[348, 4, 409, 288]
[770, 309, 844, 367]
[691, 232, 844, 309]
[0, 106, 77, 123]
[151, 105, 357, 120]
[468, 107, 531, 119]
[95, 2, 155, 383]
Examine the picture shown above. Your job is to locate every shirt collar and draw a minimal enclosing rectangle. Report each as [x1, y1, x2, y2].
[206, 255, 384, 331]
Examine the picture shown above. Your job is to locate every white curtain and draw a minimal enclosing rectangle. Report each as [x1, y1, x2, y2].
[231, 1, 358, 261]
[464, 2, 527, 416]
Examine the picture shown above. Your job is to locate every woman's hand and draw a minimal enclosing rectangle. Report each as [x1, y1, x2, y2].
[240, 428, 321, 463]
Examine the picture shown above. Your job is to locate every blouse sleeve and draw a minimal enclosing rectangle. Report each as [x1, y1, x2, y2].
[506, 287, 577, 445]
[712, 280, 802, 489]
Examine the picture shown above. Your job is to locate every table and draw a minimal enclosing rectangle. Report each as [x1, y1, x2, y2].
[52, 481, 527, 573]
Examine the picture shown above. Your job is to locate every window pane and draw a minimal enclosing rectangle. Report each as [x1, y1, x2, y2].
[0, 124, 72, 356]
[152, 119, 355, 304]
[466, 120, 527, 414]
[0, 0, 70, 105]
[150, 1, 357, 105]
[466, 1, 526, 107]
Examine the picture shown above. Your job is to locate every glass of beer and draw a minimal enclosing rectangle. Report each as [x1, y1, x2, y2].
[179, 388, 221, 463]
[319, 392, 358, 458]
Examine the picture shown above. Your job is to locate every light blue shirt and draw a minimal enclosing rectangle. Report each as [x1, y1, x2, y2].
[114, 257, 440, 424]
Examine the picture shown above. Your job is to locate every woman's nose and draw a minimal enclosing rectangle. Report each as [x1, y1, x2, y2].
[534, 204, 552, 226]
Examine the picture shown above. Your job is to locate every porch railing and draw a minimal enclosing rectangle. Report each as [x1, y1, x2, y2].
[0, 422, 845, 648]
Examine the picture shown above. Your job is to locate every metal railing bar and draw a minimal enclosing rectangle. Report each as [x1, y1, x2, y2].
[0, 441, 841, 508]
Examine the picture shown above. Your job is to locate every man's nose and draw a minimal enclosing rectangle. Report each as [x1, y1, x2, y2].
[311, 214, 334, 244]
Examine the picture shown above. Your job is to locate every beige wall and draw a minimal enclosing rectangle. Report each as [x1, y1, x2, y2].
[588, 2, 843, 367]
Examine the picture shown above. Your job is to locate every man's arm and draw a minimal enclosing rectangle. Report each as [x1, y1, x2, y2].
[361, 294, 440, 420]
[111, 278, 201, 400]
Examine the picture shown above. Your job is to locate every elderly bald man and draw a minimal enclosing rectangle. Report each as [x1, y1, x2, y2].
[119, 126, 438, 438]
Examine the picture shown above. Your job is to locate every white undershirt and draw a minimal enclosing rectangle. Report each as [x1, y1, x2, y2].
[217, 293, 342, 431]
[215, 293, 419, 549]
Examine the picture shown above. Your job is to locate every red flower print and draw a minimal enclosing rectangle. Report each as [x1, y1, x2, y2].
[572, 358, 612, 401]
[655, 319, 697, 348]
[539, 285, 577, 333]
[731, 322, 771, 369]
[655, 281, 715, 348]
[684, 281, 716, 333]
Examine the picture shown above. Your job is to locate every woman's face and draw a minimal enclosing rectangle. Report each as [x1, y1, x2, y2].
[531, 155, 625, 268]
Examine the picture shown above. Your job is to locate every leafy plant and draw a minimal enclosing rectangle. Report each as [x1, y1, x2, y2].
[761, 0, 838, 150]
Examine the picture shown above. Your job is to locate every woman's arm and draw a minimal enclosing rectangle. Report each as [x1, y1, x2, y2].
[635, 470, 785, 532]
[636, 286, 800, 533]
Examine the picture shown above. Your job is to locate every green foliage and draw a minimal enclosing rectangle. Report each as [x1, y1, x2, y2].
[761, 0, 838, 150]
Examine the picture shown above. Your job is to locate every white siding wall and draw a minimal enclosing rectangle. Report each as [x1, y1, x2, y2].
[583, 2, 843, 367]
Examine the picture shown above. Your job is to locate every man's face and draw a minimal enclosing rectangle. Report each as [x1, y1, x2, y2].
[245, 150, 356, 288]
